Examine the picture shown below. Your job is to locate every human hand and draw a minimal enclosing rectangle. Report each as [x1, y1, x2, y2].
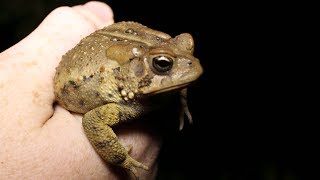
[0, 1, 160, 179]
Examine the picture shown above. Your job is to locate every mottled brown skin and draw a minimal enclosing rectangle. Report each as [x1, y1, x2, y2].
[53, 21, 203, 178]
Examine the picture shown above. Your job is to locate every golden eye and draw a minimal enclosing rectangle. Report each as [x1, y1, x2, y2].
[152, 56, 173, 73]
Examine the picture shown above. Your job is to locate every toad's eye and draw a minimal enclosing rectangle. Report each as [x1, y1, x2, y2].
[152, 56, 173, 73]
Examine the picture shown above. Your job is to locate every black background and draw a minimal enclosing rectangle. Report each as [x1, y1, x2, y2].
[0, 0, 311, 179]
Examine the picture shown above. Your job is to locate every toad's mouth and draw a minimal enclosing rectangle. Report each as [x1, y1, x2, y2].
[147, 82, 192, 95]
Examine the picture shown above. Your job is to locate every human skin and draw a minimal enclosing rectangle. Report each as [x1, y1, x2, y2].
[0, 1, 160, 179]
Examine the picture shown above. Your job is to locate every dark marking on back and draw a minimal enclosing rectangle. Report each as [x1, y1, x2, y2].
[115, 74, 125, 81]
[69, 80, 80, 88]
[83, 76, 87, 81]
[113, 67, 120, 73]
[83, 75, 93, 81]
[79, 100, 85, 106]
[69, 80, 76, 86]
[61, 84, 69, 94]
[99, 77, 105, 83]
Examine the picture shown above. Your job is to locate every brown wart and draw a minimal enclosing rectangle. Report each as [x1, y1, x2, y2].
[99, 66, 106, 73]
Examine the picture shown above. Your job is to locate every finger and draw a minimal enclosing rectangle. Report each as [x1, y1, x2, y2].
[74, 1, 114, 29]
[0, 2, 114, 128]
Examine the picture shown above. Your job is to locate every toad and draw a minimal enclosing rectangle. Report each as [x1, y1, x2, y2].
[53, 21, 203, 178]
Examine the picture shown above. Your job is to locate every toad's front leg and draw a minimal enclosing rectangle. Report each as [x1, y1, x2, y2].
[82, 103, 149, 178]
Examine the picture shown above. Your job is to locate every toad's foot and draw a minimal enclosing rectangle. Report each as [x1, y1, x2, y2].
[179, 88, 193, 130]
[122, 155, 149, 178]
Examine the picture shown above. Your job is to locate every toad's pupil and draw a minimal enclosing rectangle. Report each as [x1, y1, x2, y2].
[153, 56, 173, 72]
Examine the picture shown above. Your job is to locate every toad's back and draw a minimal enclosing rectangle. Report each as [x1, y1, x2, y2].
[53, 22, 172, 113]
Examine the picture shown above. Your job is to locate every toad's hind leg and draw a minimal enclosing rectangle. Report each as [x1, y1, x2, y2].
[82, 103, 149, 178]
